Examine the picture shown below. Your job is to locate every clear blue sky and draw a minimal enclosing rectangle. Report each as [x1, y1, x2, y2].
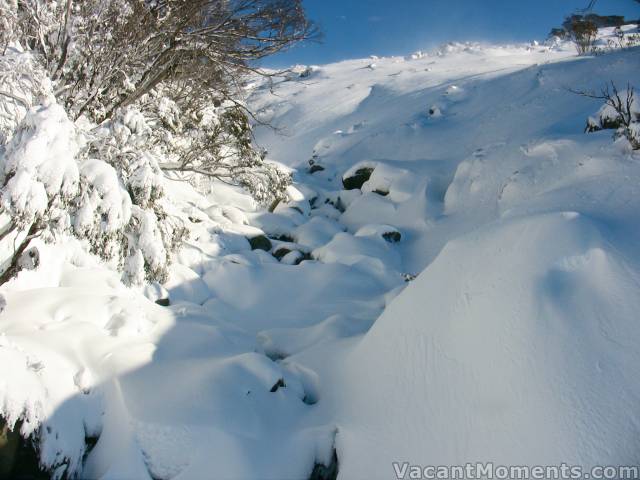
[265, 0, 639, 67]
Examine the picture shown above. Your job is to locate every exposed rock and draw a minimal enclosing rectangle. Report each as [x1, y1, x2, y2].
[309, 164, 325, 174]
[382, 231, 401, 243]
[270, 378, 286, 393]
[342, 167, 374, 190]
[324, 197, 346, 213]
[281, 250, 312, 266]
[273, 246, 293, 261]
[155, 298, 170, 307]
[247, 235, 273, 251]
[402, 273, 417, 282]
[270, 234, 295, 243]
[309, 449, 338, 480]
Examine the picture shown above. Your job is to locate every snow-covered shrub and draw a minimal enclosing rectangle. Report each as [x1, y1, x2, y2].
[0, 48, 51, 146]
[586, 103, 625, 131]
[79, 108, 188, 283]
[585, 83, 639, 150]
[145, 94, 292, 207]
[0, 102, 187, 285]
[0, 103, 79, 282]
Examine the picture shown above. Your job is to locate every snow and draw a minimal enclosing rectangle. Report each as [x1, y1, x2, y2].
[2, 104, 79, 224]
[1, 27, 640, 479]
[293, 216, 344, 249]
[320, 211, 640, 474]
[77, 159, 131, 233]
[0, 47, 53, 146]
[163, 264, 212, 305]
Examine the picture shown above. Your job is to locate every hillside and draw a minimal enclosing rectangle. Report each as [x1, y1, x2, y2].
[1, 26, 639, 479]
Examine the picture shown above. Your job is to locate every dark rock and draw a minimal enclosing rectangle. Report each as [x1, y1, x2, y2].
[155, 298, 170, 307]
[248, 235, 272, 251]
[264, 350, 288, 362]
[342, 167, 374, 190]
[273, 247, 292, 261]
[288, 251, 313, 266]
[309, 449, 339, 480]
[302, 392, 318, 406]
[270, 378, 286, 393]
[18, 247, 39, 271]
[373, 188, 389, 197]
[402, 273, 417, 283]
[382, 231, 401, 243]
[270, 234, 295, 243]
[294, 252, 313, 265]
[324, 196, 346, 213]
[309, 164, 325, 174]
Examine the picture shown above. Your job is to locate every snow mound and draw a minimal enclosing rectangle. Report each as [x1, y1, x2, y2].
[335, 211, 640, 475]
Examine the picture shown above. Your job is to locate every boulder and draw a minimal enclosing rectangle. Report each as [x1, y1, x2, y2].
[247, 235, 273, 251]
[342, 167, 374, 190]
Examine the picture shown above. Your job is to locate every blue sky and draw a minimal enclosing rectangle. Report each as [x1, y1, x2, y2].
[265, 0, 639, 67]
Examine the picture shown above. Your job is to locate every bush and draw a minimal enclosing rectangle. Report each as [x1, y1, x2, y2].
[582, 82, 640, 150]
[0, 101, 188, 285]
[568, 19, 598, 54]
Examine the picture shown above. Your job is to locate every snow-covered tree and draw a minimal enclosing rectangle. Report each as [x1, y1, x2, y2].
[0, 101, 190, 285]
[0, 0, 317, 283]
[146, 96, 292, 206]
[0, 63, 188, 286]
[0, 47, 51, 146]
[1, 0, 315, 205]
[76, 107, 188, 284]
[0, 102, 79, 283]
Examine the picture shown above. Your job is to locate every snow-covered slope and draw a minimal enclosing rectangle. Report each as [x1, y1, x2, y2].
[1, 28, 639, 479]
[249, 31, 640, 476]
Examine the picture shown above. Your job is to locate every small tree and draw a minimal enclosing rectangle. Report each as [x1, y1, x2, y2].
[568, 18, 598, 54]
[1, 0, 317, 206]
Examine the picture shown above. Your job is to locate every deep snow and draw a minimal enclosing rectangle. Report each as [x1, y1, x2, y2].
[1, 27, 640, 479]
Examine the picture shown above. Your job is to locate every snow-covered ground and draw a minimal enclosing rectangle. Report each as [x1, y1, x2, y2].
[1, 27, 640, 479]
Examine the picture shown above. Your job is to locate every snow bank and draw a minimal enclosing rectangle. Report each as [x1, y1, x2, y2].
[331, 211, 640, 476]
